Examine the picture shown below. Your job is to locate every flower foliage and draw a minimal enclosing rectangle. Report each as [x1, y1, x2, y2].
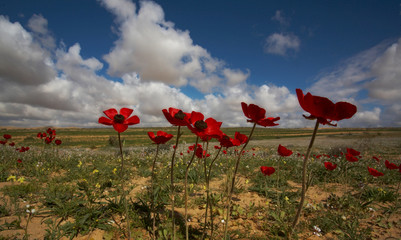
[98, 108, 140, 133]
[296, 89, 357, 126]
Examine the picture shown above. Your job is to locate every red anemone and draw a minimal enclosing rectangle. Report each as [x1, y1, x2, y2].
[98, 108, 140, 133]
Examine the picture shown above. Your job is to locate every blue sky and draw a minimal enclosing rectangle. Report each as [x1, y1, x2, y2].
[1, 0, 401, 128]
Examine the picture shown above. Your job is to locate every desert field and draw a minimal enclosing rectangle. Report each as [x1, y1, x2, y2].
[1, 127, 400, 239]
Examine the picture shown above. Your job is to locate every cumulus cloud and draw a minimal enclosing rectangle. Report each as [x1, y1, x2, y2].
[309, 38, 401, 127]
[101, 0, 233, 94]
[0, 16, 56, 86]
[264, 33, 300, 56]
[27, 14, 56, 49]
[2, 1, 399, 128]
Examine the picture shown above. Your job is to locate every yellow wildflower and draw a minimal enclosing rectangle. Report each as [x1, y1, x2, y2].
[112, 168, 117, 174]
[95, 183, 101, 188]
[92, 169, 99, 174]
[7, 175, 16, 182]
[17, 177, 25, 183]
[77, 161, 82, 168]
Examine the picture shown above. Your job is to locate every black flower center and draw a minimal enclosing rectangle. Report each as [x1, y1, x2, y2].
[195, 120, 208, 130]
[174, 110, 186, 120]
[114, 114, 125, 123]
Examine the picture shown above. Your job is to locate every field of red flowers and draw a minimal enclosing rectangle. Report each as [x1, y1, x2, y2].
[1, 89, 401, 240]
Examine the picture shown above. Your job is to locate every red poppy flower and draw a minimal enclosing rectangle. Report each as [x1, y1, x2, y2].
[55, 139, 62, 145]
[0, 140, 6, 145]
[17, 159, 22, 163]
[241, 102, 280, 127]
[147, 131, 174, 145]
[187, 111, 223, 140]
[45, 137, 53, 144]
[296, 89, 357, 126]
[98, 108, 140, 133]
[385, 160, 398, 170]
[195, 146, 210, 158]
[278, 144, 293, 157]
[346, 148, 360, 156]
[9, 142, 15, 147]
[214, 145, 221, 149]
[324, 162, 337, 171]
[3, 134, 11, 140]
[37, 132, 46, 139]
[162, 108, 190, 126]
[346, 153, 359, 162]
[219, 134, 240, 148]
[260, 166, 275, 176]
[235, 132, 248, 144]
[368, 167, 384, 177]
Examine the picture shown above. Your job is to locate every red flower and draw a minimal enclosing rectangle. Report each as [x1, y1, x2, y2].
[346, 148, 360, 156]
[278, 144, 293, 157]
[296, 89, 357, 126]
[324, 162, 337, 171]
[385, 160, 398, 170]
[9, 142, 15, 147]
[37, 132, 46, 139]
[241, 102, 280, 127]
[260, 166, 275, 176]
[98, 108, 140, 133]
[45, 137, 52, 144]
[3, 134, 11, 140]
[162, 108, 190, 126]
[195, 146, 210, 158]
[147, 131, 174, 144]
[17, 159, 22, 163]
[368, 167, 384, 177]
[0, 140, 6, 145]
[219, 134, 240, 148]
[55, 139, 62, 145]
[187, 111, 223, 140]
[235, 132, 248, 144]
[346, 153, 359, 162]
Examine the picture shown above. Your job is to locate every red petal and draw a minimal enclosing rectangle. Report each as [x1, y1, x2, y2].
[125, 115, 140, 125]
[120, 108, 134, 119]
[103, 108, 118, 119]
[113, 123, 128, 133]
[98, 117, 113, 125]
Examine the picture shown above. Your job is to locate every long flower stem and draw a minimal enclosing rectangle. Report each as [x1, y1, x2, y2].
[224, 123, 257, 239]
[207, 147, 221, 240]
[202, 141, 210, 240]
[151, 144, 160, 240]
[290, 120, 319, 236]
[118, 132, 131, 240]
[185, 137, 199, 240]
[170, 126, 181, 240]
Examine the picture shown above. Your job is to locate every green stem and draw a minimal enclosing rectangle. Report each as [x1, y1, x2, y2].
[151, 144, 160, 240]
[290, 120, 319, 236]
[224, 122, 257, 239]
[118, 132, 131, 240]
[185, 137, 199, 240]
[208, 147, 221, 240]
[202, 141, 210, 240]
[170, 126, 181, 240]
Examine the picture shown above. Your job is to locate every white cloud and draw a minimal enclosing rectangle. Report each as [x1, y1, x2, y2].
[264, 33, 300, 56]
[27, 14, 56, 49]
[271, 10, 289, 27]
[367, 38, 401, 102]
[0, 16, 56, 86]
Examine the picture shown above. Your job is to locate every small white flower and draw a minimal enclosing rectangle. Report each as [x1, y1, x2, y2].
[313, 225, 321, 232]
[221, 219, 225, 223]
